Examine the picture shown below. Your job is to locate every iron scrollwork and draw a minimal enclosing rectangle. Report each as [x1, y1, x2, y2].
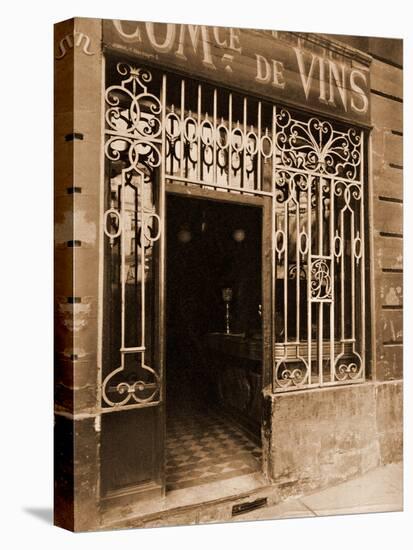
[275, 109, 362, 180]
[334, 352, 363, 382]
[101, 63, 366, 396]
[102, 63, 163, 409]
[274, 357, 309, 389]
[105, 63, 162, 176]
[273, 107, 364, 390]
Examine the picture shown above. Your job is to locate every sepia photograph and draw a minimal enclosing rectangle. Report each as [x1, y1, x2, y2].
[1, 1, 410, 548]
[53, 16, 403, 531]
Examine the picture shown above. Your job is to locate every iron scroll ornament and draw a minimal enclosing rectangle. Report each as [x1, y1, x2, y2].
[104, 63, 162, 178]
[102, 63, 163, 408]
[101, 61, 366, 396]
[275, 109, 362, 180]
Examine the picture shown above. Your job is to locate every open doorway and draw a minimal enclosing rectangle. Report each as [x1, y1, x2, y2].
[166, 193, 263, 492]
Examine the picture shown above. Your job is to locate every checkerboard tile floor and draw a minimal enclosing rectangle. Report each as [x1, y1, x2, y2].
[166, 407, 261, 491]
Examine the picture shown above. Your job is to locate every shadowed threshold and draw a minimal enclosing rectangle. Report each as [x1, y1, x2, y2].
[166, 405, 261, 492]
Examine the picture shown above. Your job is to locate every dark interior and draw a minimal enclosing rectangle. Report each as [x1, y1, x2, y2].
[166, 194, 262, 418]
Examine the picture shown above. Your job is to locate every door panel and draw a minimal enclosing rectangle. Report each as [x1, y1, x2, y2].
[100, 408, 161, 495]
[100, 60, 166, 497]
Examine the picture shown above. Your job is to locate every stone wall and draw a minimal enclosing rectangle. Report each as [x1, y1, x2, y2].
[54, 17, 103, 531]
[267, 381, 402, 499]
[376, 381, 403, 464]
[53, 22, 403, 531]
[369, 44, 403, 381]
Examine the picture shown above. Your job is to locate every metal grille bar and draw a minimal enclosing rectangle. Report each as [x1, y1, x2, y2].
[102, 61, 366, 411]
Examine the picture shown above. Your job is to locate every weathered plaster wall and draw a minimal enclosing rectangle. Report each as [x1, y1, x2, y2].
[53, 24, 403, 531]
[370, 53, 403, 381]
[54, 17, 103, 531]
[267, 381, 402, 498]
[376, 381, 403, 463]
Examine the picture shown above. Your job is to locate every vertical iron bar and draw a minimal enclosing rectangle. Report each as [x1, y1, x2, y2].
[318, 304, 323, 385]
[140, 172, 146, 352]
[271, 105, 277, 391]
[340, 208, 345, 342]
[296, 189, 300, 342]
[360, 133, 366, 379]
[213, 88, 217, 187]
[180, 79, 185, 179]
[197, 84, 202, 185]
[318, 177, 323, 385]
[307, 176, 312, 386]
[351, 209, 355, 341]
[160, 73, 167, 396]
[243, 96, 247, 191]
[228, 93, 232, 190]
[318, 178, 323, 253]
[159, 73, 167, 495]
[330, 178, 335, 382]
[120, 172, 126, 371]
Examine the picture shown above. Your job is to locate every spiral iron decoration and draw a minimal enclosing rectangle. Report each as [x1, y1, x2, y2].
[102, 63, 163, 409]
[276, 109, 361, 180]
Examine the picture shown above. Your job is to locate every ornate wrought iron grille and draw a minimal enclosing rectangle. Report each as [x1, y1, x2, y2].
[102, 60, 366, 410]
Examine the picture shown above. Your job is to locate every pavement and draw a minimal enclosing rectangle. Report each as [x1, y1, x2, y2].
[102, 462, 403, 529]
[237, 462, 403, 521]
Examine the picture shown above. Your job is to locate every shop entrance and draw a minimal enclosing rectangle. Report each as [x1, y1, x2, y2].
[100, 58, 367, 505]
[166, 193, 263, 492]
